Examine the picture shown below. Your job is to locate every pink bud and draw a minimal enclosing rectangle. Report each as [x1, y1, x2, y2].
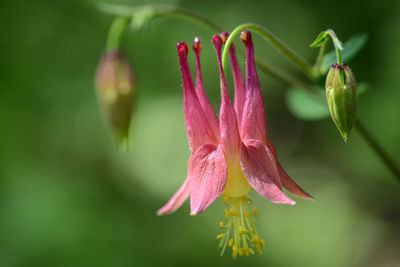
[95, 50, 136, 148]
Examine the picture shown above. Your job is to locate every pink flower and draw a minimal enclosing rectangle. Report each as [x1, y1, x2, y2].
[158, 31, 312, 258]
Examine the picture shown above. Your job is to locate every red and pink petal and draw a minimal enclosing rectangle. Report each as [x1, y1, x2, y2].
[265, 140, 313, 200]
[212, 35, 241, 161]
[190, 144, 228, 215]
[220, 32, 246, 128]
[157, 175, 192, 215]
[177, 42, 218, 152]
[240, 31, 268, 144]
[192, 38, 220, 139]
[240, 139, 295, 205]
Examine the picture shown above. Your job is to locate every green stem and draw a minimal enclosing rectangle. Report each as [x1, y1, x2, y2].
[253, 57, 314, 92]
[106, 16, 130, 51]
[152, 6, 222, 33]
[313, 42, 326, 76]
[326, 30, 343, 66]
[325, 29, 344, 86]
[98, 3, 222, 33]
[355, 120, 400, 181]
[221, 23, 314, 79]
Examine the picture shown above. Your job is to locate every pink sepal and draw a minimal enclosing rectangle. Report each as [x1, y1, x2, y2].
[240, 31, 268, 143]
[177, 42, 218, 153]
[157, 175, 192, 215]
[190, 144, 227, 215]
[240, 139, 295, 205]
[265, 141, 313, 200]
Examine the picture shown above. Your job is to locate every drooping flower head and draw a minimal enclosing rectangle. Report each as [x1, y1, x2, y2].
[158, 31, 312, 258]
[95, 50, 136, 149]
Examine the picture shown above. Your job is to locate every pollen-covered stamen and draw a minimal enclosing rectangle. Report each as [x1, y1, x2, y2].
[217, 195, 264, 259]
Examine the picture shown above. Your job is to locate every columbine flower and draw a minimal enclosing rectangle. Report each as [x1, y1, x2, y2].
[158, 31, 312, 258]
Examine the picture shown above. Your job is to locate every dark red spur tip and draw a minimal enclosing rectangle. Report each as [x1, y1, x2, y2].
[212, 34, 223, 49]
[177, 42, 190, 56]
[219, 32, 230, 44]
[240, 30, 253, 46]
[193, 37, 202, 55]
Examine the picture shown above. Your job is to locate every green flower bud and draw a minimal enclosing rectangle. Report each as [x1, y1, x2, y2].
[95, 50, 136, 149]
[325, 63, 357, 142]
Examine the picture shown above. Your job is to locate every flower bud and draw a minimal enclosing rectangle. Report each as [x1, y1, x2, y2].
[95, 50, 136, 148]
[325, 63, 357, 142]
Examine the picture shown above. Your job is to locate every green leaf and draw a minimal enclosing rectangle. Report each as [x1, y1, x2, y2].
[286, 87, 330, 121]
[310, 31, 329, 47]
[322, 33, 368, 73]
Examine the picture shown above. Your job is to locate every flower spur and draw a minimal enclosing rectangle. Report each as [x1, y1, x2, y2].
[158, 31, 312, 258]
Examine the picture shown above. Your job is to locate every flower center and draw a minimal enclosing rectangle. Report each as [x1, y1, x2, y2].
[222, 161, 252, 197]
[217, 195, 264, 259]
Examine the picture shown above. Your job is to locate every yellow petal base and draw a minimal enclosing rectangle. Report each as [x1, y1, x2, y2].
[222, 161, 251, 197]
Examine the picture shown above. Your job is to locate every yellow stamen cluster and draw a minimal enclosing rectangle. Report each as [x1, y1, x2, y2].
[217, 195, 265, 259]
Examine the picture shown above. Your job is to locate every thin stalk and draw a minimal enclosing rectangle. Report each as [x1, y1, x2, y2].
[326, 30, 343, 66]
[152, 7, 222, 33]
[253, 57, 314, 92]
[355, 120, 400, 181]
[221, 23, 314, 80]
[98, 3, 222, 33]
[313, 42, 326, 76]
[106, 16, 130, 51]
[325, 29, 344, 86]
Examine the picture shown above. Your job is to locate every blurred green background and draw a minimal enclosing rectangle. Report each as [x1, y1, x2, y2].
[1, 0, 400, 266]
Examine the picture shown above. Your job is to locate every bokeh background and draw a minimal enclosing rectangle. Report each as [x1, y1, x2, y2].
[1, 0, 400, 266]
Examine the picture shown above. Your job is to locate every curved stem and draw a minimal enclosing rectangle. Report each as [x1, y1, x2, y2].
[325, 30, 343, 66]
[222, 23, 314, 79]
[355, 120, 400, 181]
[106, 16, 130, 51]
[325, 29, 344, 86]
[98, 3, 221, 33]
[313, 42, 326, 76]
[253, 57, 314, 92]
[152, 6, 222, 33]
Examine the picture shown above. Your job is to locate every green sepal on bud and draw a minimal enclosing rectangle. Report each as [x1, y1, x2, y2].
[325, 63, 357, 142]
[95, 50, 137, 149]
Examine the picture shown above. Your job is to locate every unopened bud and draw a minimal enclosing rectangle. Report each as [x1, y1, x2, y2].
[325, 63, 357, 142]
[95, 50, 136, 149]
